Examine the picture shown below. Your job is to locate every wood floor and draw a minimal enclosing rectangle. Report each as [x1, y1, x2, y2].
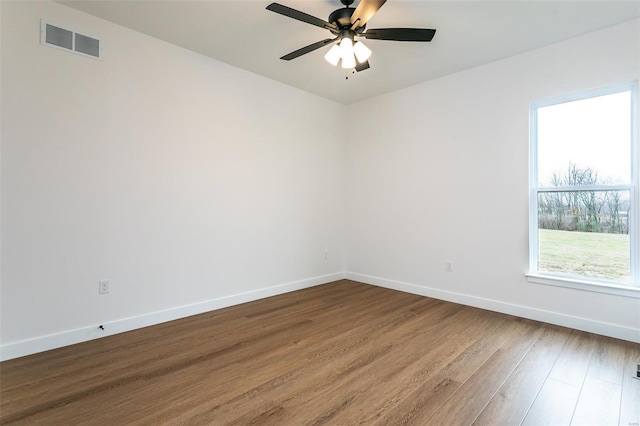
[1, 280, 639, 425]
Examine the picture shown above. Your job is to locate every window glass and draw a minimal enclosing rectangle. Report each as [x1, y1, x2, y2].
[537, 91, 631, 187]
[537, 190, 630, 282]
[530, 86, 636, 287]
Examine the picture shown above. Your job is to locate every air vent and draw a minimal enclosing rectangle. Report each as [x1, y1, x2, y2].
[45, 24, 73, 50]
[74, 33, 100, 58]
[41, 20, 103, 60]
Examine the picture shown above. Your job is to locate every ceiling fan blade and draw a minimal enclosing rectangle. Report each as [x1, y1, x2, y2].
[280, 38, 338, 61]
[350, 0, 387, 30]
[361, 28, 436, 42]
[266, 3, 338, 32]
[355, 60, 370, 72]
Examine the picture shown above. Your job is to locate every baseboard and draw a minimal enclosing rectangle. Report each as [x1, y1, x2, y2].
[5, 271, 636, 362]
[346, 272, 640, 344]
[0, 272, 346, 362]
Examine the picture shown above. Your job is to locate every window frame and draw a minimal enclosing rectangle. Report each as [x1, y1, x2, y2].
[527, 82, 640, 298]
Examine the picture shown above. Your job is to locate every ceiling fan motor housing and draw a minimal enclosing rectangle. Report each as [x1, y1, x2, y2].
[328, 7, 366, 36]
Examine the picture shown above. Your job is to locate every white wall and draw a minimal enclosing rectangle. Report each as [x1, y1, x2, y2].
[0, 1, 346, 360]
[346, 19, 640, 342]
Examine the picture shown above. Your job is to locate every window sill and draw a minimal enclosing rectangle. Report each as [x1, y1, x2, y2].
[526, 273, 640, 299]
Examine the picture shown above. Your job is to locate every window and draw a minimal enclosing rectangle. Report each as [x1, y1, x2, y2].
[528, 84, 639, 296]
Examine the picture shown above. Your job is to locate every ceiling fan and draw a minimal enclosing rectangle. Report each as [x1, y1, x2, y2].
[266, 0, 436, 72]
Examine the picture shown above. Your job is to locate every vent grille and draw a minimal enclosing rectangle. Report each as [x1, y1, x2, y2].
[41, 20, 103, 60]
[74, 33, 100, 58]
[45, 24, 73, 50]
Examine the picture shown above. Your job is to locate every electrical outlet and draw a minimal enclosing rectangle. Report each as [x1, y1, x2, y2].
[324, 251, 329, 260]
[99, 279, 110, 294]
[445, 261, 453, 272]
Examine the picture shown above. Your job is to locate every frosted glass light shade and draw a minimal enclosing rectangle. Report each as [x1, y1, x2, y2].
[339, 38, 353, 58]
[341, 52, 356, 69]
[324, 44, 341, 66]
[340, 38, 355, 69]
[353, 41, 371, 63]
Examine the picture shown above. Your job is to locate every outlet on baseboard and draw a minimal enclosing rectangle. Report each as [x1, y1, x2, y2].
[99, 279, 110, 294]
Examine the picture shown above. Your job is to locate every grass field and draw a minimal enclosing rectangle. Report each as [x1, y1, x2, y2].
[538, 229, 630, 282]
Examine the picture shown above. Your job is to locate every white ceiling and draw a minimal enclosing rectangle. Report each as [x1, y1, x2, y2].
[60, 0, 640, 105]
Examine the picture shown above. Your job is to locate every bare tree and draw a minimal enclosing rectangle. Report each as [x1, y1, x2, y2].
[538, 163, 622, 234]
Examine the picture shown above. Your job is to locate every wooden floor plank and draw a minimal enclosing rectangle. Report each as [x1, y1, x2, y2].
[472, 324, 570, 426]
[619, 343, 640, 426]
[521, 378, 581, 426]
[547, 329, 597, 387]
[586, 334, 628, 386]
[1, 279, 638, 425]
[371, 315, 529, 426]
[568, 333, 630, 426]
[417, 319, 543, 426]
[571, 376, 622, 426]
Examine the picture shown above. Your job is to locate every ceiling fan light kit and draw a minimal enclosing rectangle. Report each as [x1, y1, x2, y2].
[323, 30, 371, 69]
[266, 0, 436, 73]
